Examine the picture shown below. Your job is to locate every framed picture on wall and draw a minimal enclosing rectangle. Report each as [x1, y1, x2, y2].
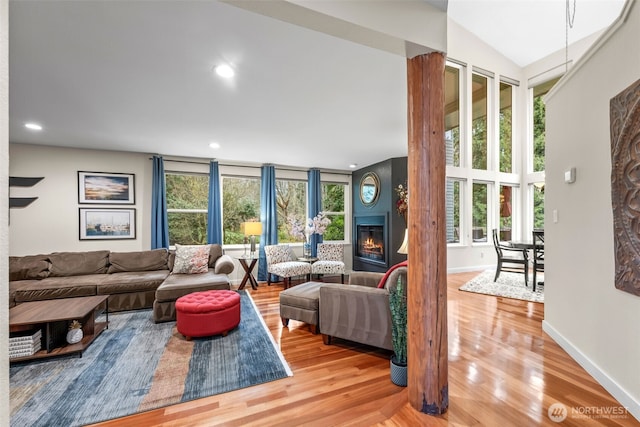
[79, 208, 136, 240]
[78, 171, 135, 204]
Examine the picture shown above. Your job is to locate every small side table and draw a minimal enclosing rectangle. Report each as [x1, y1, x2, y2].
[237, 256, 259, 290]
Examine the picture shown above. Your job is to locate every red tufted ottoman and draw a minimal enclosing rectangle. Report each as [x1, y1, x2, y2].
[176, 290, 241, 340]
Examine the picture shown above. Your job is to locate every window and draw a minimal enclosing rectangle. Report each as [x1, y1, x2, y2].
[222, 176, 261, 245]
[276, 179, 306, 243]
[446, 179, 461, 243]
[532, 182, 544, 229]
[445, 65, 461, 167]
[472, 73, 489, 170]
[166, 173, 209, 245]
[322, 183, 346, 240]
[472, 182, 490, 242]
[532, 77, 560, 173]
[499, 82, 513, 173]
[499, 184, 516, 241]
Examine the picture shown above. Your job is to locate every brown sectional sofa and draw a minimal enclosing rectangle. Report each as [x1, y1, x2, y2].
[9, 245, 234, 323]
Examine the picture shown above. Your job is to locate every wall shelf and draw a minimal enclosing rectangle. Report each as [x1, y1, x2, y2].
[9, 176, 44, 209]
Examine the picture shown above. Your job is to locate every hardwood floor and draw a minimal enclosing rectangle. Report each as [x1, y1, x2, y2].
[92, 273, 637, 427]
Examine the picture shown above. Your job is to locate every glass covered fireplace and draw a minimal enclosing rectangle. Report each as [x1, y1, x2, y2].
[356, 224, 385, 262]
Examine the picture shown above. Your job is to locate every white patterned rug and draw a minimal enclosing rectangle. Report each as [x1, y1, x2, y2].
[459, 270, 544, 303]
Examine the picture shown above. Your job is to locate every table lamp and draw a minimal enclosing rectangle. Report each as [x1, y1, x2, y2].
[398, 229, 408, 254]
[242, 221, 262, 258]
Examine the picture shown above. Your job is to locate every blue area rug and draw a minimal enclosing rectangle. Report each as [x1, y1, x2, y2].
[10, 290, 292, 427]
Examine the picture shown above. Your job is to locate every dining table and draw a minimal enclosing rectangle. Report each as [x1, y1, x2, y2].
[508, 229, 544, 286]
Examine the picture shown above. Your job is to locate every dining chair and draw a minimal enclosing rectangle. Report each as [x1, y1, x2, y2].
[532, 229, 545, 291]
[492, 229, 529, 288]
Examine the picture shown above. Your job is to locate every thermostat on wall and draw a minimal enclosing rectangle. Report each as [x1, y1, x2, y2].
[564, 167, 576, 184]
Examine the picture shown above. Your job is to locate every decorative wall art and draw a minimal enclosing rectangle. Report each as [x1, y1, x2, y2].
[79, 208, 136, 240]
[610, 77, 640, 297]
[78, 171, 135, 204]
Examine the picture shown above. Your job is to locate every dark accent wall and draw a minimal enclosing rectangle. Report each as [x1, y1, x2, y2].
[352, 157, 407, 272]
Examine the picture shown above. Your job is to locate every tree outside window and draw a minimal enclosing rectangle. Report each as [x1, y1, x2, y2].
[472, 73, 489, 170]
[446, 179, 461, 243]
[276, 180, 306, 243]
[222, 176, 260, 245]
[322, 183, 346, 240]
[445, 65, 461, 167]
[499, 82, 513, 173]
[472, 182, 489, 242]
[166, 173, 208, 245]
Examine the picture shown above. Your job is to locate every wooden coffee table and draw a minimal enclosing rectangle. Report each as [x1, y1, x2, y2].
[9, 295, 109, 362]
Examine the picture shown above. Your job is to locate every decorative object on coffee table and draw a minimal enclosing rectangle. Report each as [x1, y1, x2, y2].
[66, 320, 84, 344]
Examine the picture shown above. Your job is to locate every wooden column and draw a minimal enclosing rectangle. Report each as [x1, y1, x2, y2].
[406, 52, 447, 415]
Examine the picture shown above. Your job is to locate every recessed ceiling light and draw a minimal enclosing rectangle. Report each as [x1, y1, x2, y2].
[214, 64, 234, 78]
[349, 163, 358, 169]
[209, 142, 221, 149]
[25, 122, 42, 131]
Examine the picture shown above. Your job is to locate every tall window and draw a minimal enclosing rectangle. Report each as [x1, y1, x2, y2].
[322, 183, 346, 240]
[472, 182, 489, 242]
[530, 77, 559, 230]
[166, 173, 208, 245]
[446, 179, 461, 243]
[532, 183, 545, 229]
[499, 184, 515, 241]
[222, 176, 260, 245]
[499, 82, 513, 173]
[276, 179, 306, 243]
[472, 73, 489, 170]
[445, 65, 461, 167]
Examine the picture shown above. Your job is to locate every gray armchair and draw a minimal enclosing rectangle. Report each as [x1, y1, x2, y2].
[319, 267, 407, 351]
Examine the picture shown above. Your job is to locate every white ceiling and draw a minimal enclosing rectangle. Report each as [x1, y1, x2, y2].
[8, 0, 625, 172]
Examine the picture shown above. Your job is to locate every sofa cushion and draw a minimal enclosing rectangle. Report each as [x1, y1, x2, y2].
[167, 244, 223, 271]
[48, 250, 110, 277]
[214, 254, 234, 275]
[108, 249, 169, 273]
[97, 270, 169, 295]
[9, 255, 50, 281]
[155, 270, 231, 302]
[172, 244, 210, 274]
[13, 276, 100, 303]
[208, 244, 223, 267]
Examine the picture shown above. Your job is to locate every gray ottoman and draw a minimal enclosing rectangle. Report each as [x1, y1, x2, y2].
[279, 281, 325, 334]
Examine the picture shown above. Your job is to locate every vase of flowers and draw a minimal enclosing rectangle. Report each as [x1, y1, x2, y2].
[288, 212, 331, 257]
[395, 183, 408, 223]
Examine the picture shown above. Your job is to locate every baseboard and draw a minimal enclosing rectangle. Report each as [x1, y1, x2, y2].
[542, 320, 640, 422]
[447, 264, 494, 274]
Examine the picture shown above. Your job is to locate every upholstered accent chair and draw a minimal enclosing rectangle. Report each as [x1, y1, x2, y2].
[319, 266, 407, 351]
[264, 244, 312, 290]
[311, 243, 345, 283]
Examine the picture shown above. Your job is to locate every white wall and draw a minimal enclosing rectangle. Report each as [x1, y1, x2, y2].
[544, 0, 640, 418]
[1, 0, 10, 423]
[9, 144, 152, 254]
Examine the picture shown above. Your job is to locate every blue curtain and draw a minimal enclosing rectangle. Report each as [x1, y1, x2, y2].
[308, 168, 323, 257]
[207, 160, 223, 244]
[151, 155, 170, 249]
[258, 165, 278, 281]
